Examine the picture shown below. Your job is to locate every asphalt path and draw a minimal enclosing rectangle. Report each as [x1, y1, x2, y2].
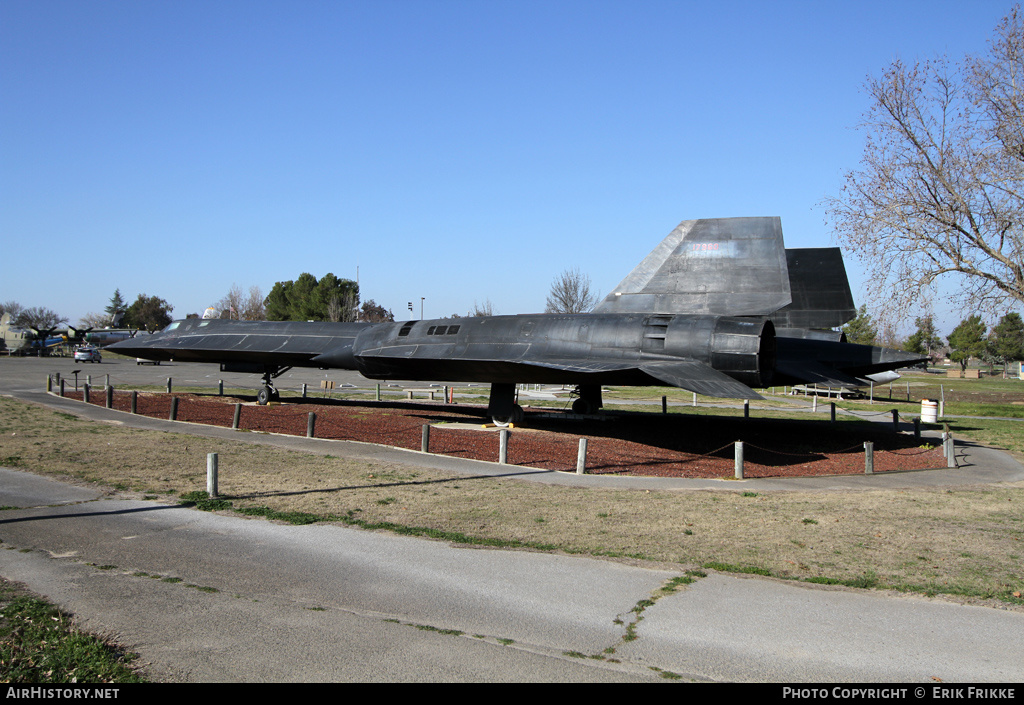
[1, 356, 1023, 683]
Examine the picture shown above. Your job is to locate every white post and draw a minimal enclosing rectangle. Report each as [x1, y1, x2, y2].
[207, 453, 218, 497]
[576, 438, 588, 475]
[734, 441, 744, 479]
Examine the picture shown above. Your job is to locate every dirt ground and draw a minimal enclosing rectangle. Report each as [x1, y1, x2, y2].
[64, 390, 945, 479]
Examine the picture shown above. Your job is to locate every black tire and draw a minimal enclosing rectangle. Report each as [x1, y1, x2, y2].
[572, 398, 593, 415]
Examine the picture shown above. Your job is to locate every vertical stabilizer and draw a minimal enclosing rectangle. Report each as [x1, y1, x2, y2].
[593, 216, 791, 316]
[769, 248, 856, 330]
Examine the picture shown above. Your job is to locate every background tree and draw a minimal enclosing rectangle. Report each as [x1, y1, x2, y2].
[470, 299, 494, 317]
[877, 322, 904, 350]
[265, 273, 359, 321]
[948, 315, 989, 371]
[988, 311, 1024, 375]
[104, 289, 126, 324]
[842, 305, 878, 345]
[903, 315, 944, 361]
[264, 280, 294, 321]
[359, 299, 393, 322]
[826, 7, 1024, 323]
[215, 284, 245, 319]
[240, 285, 266, 320]
[123, 294, 173, 331]
[545, 268, 598, 314]
[0, 301, 25, 324]
[78, 312, 111, 328]
[16, 307, 67, 330]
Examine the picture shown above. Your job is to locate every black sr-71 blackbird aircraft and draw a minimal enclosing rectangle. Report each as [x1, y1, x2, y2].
[108, 217, 924, 425]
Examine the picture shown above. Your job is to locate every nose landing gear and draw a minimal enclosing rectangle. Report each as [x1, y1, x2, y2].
[255, 366, 292, 405]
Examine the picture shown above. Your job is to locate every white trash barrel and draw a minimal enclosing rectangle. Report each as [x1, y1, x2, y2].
[921, 399, 938, 423]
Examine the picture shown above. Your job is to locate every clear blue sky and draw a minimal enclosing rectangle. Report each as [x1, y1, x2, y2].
[0, 0, 1014, 334]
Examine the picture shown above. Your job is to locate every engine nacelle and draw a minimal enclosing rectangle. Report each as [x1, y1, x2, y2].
[662, 315, 775, 388]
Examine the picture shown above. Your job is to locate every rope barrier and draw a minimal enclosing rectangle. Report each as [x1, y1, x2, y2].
[49, 382, 947, 474]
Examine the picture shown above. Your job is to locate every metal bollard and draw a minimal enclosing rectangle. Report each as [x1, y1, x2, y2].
[734, 441, 744, 479]
[743, 399, 749, 418]
[830, 402, 836, 423]
[576, 438, 588, 475]
[59, 379, 65, 397]
[166, 377, 172, 394]
[864, 441, 874, 474]
[219, 380, 224, 396]
[302, 383, 307, 399]
[207, 453, 218, 498]
[376, 383, 381, 402]
[169, 396, 178, 421]
[421, 424, 430, 453]
[307, 412, 316, 438]
[499, 429, 509, 464]
[83, 383, 90, 403]
[232, 403, 241, 430]
[105, 385, 113, 409]
[46, 375, 52, 392]
[662, 396, 667, 414]
[131, 390, 137, 414]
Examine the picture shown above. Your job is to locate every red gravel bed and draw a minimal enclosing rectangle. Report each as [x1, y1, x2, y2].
[64, 390, 946, 479]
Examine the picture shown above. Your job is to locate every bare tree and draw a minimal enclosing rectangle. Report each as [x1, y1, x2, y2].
[826, 7, 1024, 325]
[16, 307, 67, 329]
[216, 284, 245, 319]
[78, 312, 112, 328]
[0, 301, 25, 322]
[240, 285, 266, 321]
[326, 290, 359, 322]
[545, 267, 598, 314]
[470, 299, 494, 317]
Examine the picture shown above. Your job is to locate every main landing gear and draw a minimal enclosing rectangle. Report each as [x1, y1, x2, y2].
[570, 384, 603, 416]
[487, 383, 523, 427]
[485, 382, 604, 425]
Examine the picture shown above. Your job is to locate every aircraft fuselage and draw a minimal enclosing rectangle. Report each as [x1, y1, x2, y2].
[110, 312, 775, 390]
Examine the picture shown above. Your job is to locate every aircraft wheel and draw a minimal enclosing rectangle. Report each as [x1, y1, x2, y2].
[572, 398, 594, 415]
[493, 404, 524, 427]
[257, 386, 272, 405]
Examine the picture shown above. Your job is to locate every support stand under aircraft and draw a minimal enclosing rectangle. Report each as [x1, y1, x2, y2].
[108, 217, 925, 425]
